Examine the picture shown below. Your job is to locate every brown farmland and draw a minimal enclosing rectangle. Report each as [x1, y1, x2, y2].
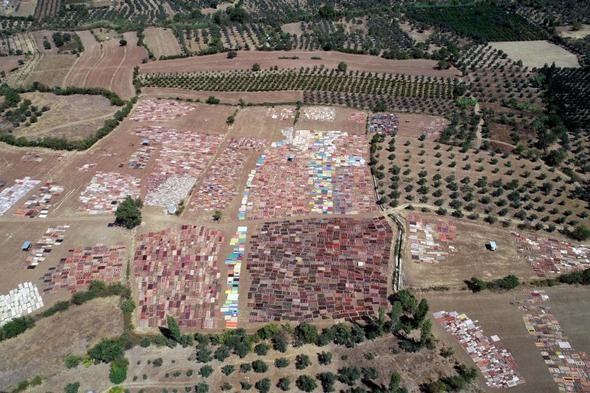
[62, 30, 147, 98]
[140, 51, 461, 77]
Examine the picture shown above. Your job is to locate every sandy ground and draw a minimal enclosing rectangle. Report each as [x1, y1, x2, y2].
[0, 55, 23, 75]
[400, 212, 536, 288]
[12, 92, 116, 140]
[62, 30, 147, 98]
[14, 0, 37, 16]
[556, 24, 590, 39]
[396, 113, 449, 140]
[0, 296, 124, 391]
[140, 51, 461, 77]
[489, 41, 580, 68]
[144, 27, 182, 59]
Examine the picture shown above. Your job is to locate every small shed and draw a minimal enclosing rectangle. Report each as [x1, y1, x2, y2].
[21, 241, 31, 251]
[488, 241, 497, 251]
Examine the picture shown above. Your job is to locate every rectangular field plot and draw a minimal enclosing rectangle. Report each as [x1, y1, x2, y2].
[402, 213, 534, 288]
[13, 182, 63, 218]
[0, 177, 40, 215]
[520, 290, 590, 393]
[434, 311, 524, 388]
[78, 172, 141, 214]
[512, 232, 590, 276]
[135, 126, 222, 208]
[130, 98, 194, 122]
[25, 225, 68, 269]
[189, 138, 266, 213]
[408, 213, 457, 263]
[244, 129, 376, 219]
[42, 244, 126, 293]
[246, 217, 393, 323]
[490, 41, 580, 68]
[133, 225, 224, 330]
[0, 282, 43, 327]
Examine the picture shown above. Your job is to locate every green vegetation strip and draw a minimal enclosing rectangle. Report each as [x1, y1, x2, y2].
[408, 4, 546, 42]
[0, 83, 136, 151]
[139, 69, 456, 99]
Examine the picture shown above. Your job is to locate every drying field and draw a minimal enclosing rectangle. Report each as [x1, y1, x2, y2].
[133, 224, 226, 331]
[12, 92, 117, 140]
[143, 27, 182, 59]
[242, 127, 376, 219]
[140, 51, 460, 77]
[426, 286, 590, 393]
[244, 216, 393, 325]
[0, 297, 123, 391]
[62, 30, 147, 98]
[0, 220, 133, 305]
[297, 106, 368, 134]
[489, 41, 580, 68]
[402, 212, 535, 288]
[230, 106, 294, 140]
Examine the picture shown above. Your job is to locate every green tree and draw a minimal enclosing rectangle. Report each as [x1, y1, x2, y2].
[317, 351, 332, 365]
[88, 339, 123, 363]
[114, 196, 142, 229]
[337, 62, 347, 72]
[255, 378, 271, 393]
[252, 63, 261, 72]
[295, 353, 311, 369]
[317, 372, 336, 392]
[109, 357, 129, 384]
[199, 365, 213, 378]
[167, 316, 182, 343]
[296, 375, 317, 392]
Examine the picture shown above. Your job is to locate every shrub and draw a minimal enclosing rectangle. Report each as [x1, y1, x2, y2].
[199, 365, 213, 378]
[252, 359, 268, 373]
[277, 377, 291, 391]
[109, 357, 129, 384]
[317, 351, 332, 365]
[64, 383, 80, 393]
[275, 357, 289, 368]
[254, 342, 269, 356]
[221, 364, 235, 376]
[65, 354, 82, 369]
[295, 354, 311, 369]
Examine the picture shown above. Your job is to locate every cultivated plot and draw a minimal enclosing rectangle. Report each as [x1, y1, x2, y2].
[490, 41, 580, 68]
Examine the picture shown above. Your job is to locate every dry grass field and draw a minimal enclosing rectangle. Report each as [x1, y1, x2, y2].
[12, 92, 117, 140]
[556, 24, 590, 39]
[140, 51, 461, 77]
[489, 41, 580, 68]
[401, 212, 536, 288]
[141, 87, 304, 105]
[396, 113, 449, 140]
[14, 0, 38, 16]
[24, 53, 76, 87]
[62, 30, 147, 98]
[143, 27, 182, 59]
[0, 297, 123, 391]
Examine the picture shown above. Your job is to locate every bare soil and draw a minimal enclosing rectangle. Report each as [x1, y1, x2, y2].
[143, 27, 182, 59]
[489, 41, 580, 68]
[140, 51, 461, 77]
